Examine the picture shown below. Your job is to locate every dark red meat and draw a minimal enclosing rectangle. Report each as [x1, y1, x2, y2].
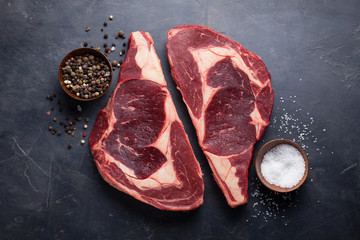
[167, 25, 274, 207]
[90, 31, 204, 211]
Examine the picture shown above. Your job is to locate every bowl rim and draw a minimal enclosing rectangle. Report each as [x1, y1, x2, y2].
[254, 139, 309, 193]
[58, 47, 113, 101]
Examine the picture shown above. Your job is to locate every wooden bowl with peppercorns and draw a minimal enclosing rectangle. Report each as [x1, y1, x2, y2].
[58, 48, 113, 101]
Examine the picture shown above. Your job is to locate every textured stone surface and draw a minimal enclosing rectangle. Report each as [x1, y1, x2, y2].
[0, 0, 359, 239]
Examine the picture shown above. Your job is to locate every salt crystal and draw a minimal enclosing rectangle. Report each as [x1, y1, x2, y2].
[261, 144, 306, 188]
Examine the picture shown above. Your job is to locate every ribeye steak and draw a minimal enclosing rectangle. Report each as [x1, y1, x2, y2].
[90, 31, 204, 211]
[167, 25, 274, 207]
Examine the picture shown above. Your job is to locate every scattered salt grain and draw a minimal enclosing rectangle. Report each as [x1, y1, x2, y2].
[261, 144, 305, 188]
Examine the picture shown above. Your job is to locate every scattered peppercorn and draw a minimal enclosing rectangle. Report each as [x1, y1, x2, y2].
[123, 42, 126, 47]
[85, 117, 89, 123]
[76, 116, 82, 121]
[103, 21, 108, 27]
[71, 132, 75, 137]
[85, 27, 90, 32]
[115, 34, 119, 39]
[84, 124, 88, 129]
[101, 28, 104, 32]
[109, 15, 113, 20]
[57, 131, 61, 136]
[53, 93, 57, 98]
[46, 94, 51, 100]
[84, 41, 88, 47]
[122, 49, 126, 54]
[111, 43, 115, 47]
[104, 34, 108, 39]
[112, 60, 117, 67]
[81, 139, 85, 145]
[118, 30, 125, 39]
[68, 144, 72, 149]
[103, 42, 108, 48]
[53, 117, 57, 122]
[60, 120, 64, 125]
[48, 126, 53, 131]
[83, 132, 87, 137]
[96, 46, 101, 51]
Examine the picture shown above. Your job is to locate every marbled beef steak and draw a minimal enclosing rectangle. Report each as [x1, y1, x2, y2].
[90, 31, 204, 211]
[167, 25, 274, 207]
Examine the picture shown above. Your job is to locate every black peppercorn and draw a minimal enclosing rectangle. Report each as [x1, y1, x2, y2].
[104, 34, 108, 39]
[103, 21, 108, 27]
[84, 41, 88, 47]
[68, 144, 72, 149]
[118, 30, 125, 39]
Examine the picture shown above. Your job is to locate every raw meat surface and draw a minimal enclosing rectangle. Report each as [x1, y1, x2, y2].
[90, 31, 204, 211]
[167, 25, 274, 207]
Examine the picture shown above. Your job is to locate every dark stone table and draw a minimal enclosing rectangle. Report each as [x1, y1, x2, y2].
[1, 0, 359, 239]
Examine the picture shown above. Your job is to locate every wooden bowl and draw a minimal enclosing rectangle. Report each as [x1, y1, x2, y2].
[254, 139, 309, 193]
[58, 47, 113, 101]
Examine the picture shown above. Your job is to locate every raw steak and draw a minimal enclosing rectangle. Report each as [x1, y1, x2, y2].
[167, 25, 274, 207]
[90, 31, 204, 211]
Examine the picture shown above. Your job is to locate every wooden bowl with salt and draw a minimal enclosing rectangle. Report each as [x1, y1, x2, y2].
[255, 139, 309, 193]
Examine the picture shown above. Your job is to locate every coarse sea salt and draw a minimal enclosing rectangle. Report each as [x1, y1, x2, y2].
[261, 144, 305, 188]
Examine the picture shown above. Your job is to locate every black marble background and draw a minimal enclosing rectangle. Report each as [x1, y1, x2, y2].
[0, 0, 359, 239]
